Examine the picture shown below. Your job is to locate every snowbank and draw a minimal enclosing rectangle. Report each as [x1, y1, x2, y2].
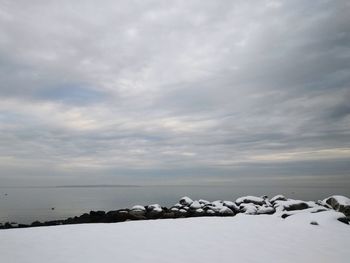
[0, 211, 349, 263]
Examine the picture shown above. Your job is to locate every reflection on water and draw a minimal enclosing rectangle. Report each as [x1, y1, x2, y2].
[1, 184, 350, 224]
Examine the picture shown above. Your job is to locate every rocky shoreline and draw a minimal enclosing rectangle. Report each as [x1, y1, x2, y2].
[1, 194, 349, 229]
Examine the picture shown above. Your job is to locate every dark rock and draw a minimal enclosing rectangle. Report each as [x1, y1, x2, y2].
[281, 214, 291, 219]
[191, 208, 205, 217]
[130, 205, 147, 219]
[31, 221, 43, 227]
[337, 217, 350, 225]
[89, 210, 106, 223]
[310, 221, 319, 225]
[218, 207, 234, 216]
[162, 211, 176, 218]
[284, 202, 309, 211]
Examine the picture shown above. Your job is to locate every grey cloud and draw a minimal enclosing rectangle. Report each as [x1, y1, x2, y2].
[0, 0, 349, 186]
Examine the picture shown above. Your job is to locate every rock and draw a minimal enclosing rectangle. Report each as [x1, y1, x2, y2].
[31, 221, 42, 227]
[89, 210, 106, 223]
[192, 208, 205, 216]
[219, 207, 234, 216]
[115, 209, 131, 221]
[130, 205, 146, 219]
[337, 217, 350, 225]
[170, 207, 179, 212]
[190, 201, 202, 210]
[240, 203, 258, 215]
[281, 213, 291, 219]
[236, 196, 265, 206]
[177, 209, 188, 217]
[205, 209, 216, 215]
[323, 195, 350, 217]
[179, 196, 193, 206]
[284, 202, 309, 211]
[274, 200, 309, 212]
[77, 213, 92, 223]
[146, 204, 163, 219]
[270, 195, 287, 203]
[105, 210, 131, 222]
[257, 205, 275, 215]
[162, 211, 176, 218]
[310, 221, 319, 225]
[131, 205, 146, 211]
[172, 203, 182, 208]
[223, 201, 239, 213]
[147, 204, 162, 212]
[199, 199, 210, 205]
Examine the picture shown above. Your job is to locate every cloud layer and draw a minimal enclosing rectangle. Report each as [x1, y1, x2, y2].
[0, 0, 350, 186]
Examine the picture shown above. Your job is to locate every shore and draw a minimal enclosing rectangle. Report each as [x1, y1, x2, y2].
[1, 194, 349, 229]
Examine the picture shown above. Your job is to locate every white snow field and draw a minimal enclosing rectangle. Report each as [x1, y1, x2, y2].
[1, 211, 349, 263]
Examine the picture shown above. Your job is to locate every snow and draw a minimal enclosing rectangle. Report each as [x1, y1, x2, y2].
[1, 211, 349, 263]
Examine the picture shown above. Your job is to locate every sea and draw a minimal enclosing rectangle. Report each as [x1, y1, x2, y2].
[1, 184, 350, 224]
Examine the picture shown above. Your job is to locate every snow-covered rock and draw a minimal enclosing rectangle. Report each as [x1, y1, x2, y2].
[222, 201, 239, 212]
[130, 205, 146, 218]
[193, 208, 205, 216]
[199, 199, 210, 205]
[131, 205, 146, 211]
[257, 205, 275, 215]
[236, 196, 265, 205]
[179, 196, 193, 206]
[147, 204, 163, 218]
[274, 200, 309, 212]
[147, 204, 162, 212]
[323, 195, 350, 217]
[270, 194, 287, 203]
[239, 203, 258, 215]
[219, 207, 234, 216]
[190, 201, 202, 210]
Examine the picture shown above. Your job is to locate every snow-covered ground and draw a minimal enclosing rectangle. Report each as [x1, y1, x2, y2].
[1, 210, 349, 263]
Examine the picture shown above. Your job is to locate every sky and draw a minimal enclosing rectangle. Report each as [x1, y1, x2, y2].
[0, 0, 349, 187]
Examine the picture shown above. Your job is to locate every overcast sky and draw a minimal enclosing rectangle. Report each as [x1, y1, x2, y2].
[0, 0, 349, 186]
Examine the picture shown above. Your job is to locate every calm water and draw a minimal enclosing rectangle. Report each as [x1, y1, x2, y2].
[1, 184, 350, 224]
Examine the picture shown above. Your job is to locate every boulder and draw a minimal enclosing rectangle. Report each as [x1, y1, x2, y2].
[190, 201, 202, 210]
[146, 204, 163, 219]
[179, 196, 193, 206]
[270, 195, 287, 203]
[205, 209, 216, 216]
[257, 205, 275, 215]
[323, 195, 350, 217]
[199, 199, 210, 205]
[236, 196, 265, 206]
[274, 200, 309, 212]
[89, 210, 106, 222]
[219, 207, 234, 216]
[240, 203, 258, 215]
[130, 205, 146, 219]
[223, 201, 239, 213]
[192, 208, 205, 216]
